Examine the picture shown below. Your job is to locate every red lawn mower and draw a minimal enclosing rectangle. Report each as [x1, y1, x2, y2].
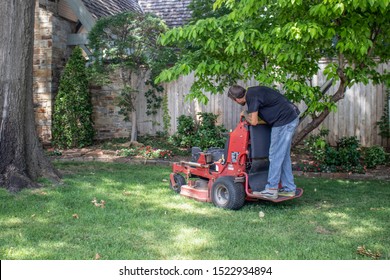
[169, 118, 303, 210]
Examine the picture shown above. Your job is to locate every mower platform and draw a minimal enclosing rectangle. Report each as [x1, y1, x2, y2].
[249, 188, 303, 202]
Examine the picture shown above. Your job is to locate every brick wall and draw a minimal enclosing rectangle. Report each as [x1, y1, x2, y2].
[33, 1, 75, 144]
[90, 70, 166, 140]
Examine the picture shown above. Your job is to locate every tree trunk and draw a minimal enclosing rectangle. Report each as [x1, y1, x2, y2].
[292, 79, 347, 147]
[0, 0, 61, 192]
[129, 70, 147, 142]
[130, 110, 138, 142]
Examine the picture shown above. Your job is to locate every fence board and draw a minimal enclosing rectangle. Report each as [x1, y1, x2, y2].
[130, 62, 389, 148]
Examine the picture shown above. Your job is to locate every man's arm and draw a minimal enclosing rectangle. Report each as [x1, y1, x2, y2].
[241, 110, 259, 126]
[241, 110, 268, 125]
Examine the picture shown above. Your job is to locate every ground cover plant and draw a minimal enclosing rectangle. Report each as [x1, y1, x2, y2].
[0, 162, 389, 260]
[297, 128, 389, 173]
[95, 135, 189, 160]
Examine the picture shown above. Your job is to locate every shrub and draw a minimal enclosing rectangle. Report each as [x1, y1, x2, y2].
[386, 153, 390, 165]
[192, 112, 228, 149]
[52, 47, 95, 148]
[323, 146, 339, 167]
[363, 146, 387, 169]
[335, 136, 362, 169]
[303, 132, 366, 173]
[170, 113, 227, 150]
[170, 115, 196, 148]
[303, 128, 329, 162]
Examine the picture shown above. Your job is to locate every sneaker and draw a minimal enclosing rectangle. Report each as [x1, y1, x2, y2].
[278, 188, 295, 197]
[253, 189, 278, 199]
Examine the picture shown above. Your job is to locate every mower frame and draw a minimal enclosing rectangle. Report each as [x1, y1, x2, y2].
[169, 119, 303, 210]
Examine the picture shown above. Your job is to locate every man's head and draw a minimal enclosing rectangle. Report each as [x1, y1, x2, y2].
[228, 85, 246, 105]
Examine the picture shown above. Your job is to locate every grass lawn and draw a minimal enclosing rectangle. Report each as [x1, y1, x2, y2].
[0, 161, 389, 260]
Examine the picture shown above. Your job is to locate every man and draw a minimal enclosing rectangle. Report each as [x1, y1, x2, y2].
[228, 85, 300, 199]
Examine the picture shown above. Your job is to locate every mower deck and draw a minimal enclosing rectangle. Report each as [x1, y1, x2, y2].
[180, 184, 211, 203]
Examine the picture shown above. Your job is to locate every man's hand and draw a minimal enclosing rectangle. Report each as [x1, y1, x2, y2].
[240, 110, 267, 125]
[241, 110, 259, 125]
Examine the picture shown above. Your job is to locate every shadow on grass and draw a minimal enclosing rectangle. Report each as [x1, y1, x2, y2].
[0, 162, 389, 260]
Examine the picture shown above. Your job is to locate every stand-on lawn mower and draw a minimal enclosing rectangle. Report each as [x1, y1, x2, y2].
[169, 118, 303, 210]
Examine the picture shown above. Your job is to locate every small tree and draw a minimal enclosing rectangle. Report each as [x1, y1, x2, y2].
[52, 47, 95, 148]
[157, 0, 390, 146]
[88, 12, 175, 142]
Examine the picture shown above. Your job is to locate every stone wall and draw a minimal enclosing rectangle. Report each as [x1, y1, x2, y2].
[33, 1, 75, 144]
[90, 82, 132, 140]
[90, 72, 164, 140]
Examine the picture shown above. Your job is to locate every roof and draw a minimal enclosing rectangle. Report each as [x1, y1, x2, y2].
[138, 0, 192, 27]
[81, 0, 143, 19]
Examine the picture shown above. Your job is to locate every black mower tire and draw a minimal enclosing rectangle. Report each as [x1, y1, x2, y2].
[170, 173, 186, 194]
[211, 177, 246, 210]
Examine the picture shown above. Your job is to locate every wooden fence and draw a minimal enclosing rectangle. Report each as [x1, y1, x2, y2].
[133, 61, 389, 148]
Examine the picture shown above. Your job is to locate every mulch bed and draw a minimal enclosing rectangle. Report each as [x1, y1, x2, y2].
[49, 147, 390, 181]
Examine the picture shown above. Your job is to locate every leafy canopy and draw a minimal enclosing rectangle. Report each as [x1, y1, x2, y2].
[156, 0, 390, 114]
[89, 12, 173, 79]
[88, 12, 175, 115]
[88, 11, 176, 140]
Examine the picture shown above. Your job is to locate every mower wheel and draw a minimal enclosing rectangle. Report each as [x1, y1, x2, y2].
[170, 173, 186, 194]
[211, 177, 245, 210]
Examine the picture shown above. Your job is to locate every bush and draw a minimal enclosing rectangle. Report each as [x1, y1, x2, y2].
[170, 112, 227, 150]
[363, 146, 387, 169]
[192, 112, 228, 149]
[303, 132, 365, 173]
[170, 115, 196, 148]
[335, 136, 362, 170]
[386, 153, 390, 166]
[52, 47, 95, 148]
[303, 128, 329, 162]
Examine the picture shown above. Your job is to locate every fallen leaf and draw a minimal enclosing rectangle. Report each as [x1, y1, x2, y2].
[123, 191, 131, 196]
[95, 253, 101, 260]
[315, 226, 332, 234]
[259, 211, 265, 218]
[357, 245, 381, 259]
[72, 214, 79, 219]
[91, 198, 106, 208]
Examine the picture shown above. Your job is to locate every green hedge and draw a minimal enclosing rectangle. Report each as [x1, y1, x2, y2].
[52, 47, 95, 148]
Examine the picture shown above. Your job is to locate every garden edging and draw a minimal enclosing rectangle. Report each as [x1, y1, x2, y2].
[51, 148, 390, 181]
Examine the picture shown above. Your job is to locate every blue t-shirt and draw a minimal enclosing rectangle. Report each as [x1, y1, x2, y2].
[246, 86, 300, 127]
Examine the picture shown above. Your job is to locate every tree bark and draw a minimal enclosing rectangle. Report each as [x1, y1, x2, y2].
[0, 0, 61, 192]
[292, 77, 347, 147]
[130, 110, 138, 142]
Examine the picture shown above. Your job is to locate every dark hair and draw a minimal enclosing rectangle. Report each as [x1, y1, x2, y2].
[228, 85, 246, 100]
